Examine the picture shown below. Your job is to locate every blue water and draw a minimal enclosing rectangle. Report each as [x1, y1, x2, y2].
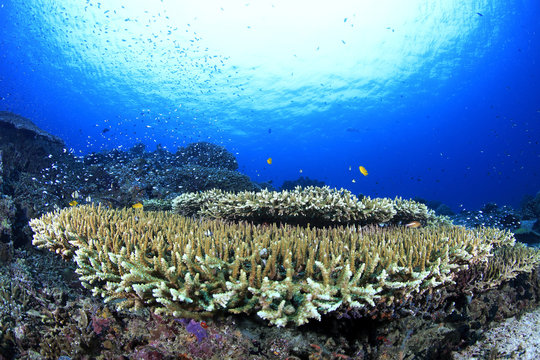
[1, 0, 539, 211]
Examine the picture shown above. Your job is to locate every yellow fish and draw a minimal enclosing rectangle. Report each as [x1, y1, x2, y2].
[69, 200, 78, 207]
[359, 166, 368, 176]
[132, 202, 143, 209]
[267, 157, 272, 165]
[405, 221, 422, 228]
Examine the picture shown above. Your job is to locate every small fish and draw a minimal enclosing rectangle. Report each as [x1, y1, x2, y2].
[405, 221, 422, 228]
[267, 157, 272, 165]
[102, 128, 110, 134]
[476, 12, 483, 16]
[132, 202, 143, 209]
[352, 179, 356, 183]
[204, 230, 213, 236]
[348, 166, 352, 171]
[268, 128, 272, 134]
[359, 166, 368, 176]
[69, 200, 78, 207]
[200, 321, 208, 329]
[299, 169, 303, 173]
[85, 195, 92, 202]
[71, 190, 79, 199]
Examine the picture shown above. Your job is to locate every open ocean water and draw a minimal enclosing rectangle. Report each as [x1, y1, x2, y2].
[1, 0, 539, 211]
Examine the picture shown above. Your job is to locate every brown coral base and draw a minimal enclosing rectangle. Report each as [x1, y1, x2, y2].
[1, 245, 539, 360]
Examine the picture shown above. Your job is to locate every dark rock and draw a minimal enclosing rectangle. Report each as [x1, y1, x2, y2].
[481, 202, 498, 213]
[0, 112, 75, 246]
[0, 111, 65, 178]
[171, 165, 258, 193]
[281, 176, 325, 191]
[0, 150, 3, 193]
[435, 204, 455, 216]
[534, 219, 540, 234]
[0, 111, 63, 144]
[129, 142, 146, 156]
[500, 213, 520, 228]
[513, 220, 540, 245]
[175, 142, 238, 170]
[521, 191, 540, 220]
[426, 199, 443, 210]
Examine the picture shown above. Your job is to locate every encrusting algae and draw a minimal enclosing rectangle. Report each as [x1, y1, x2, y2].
[30, 203, 524, 327]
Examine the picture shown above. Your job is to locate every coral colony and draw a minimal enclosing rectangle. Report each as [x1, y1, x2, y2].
[2, 112, 540, 357]
[31, 187, 539, 327]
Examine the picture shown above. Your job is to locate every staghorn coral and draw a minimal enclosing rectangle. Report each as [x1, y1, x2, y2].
[172, 186, 451, 227]
[31, 205, 517, 327]
[141, 198, 172, 212]
[470, 242, 540, 291]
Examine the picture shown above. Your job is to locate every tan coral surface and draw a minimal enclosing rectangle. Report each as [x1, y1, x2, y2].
[31, 204, 516, 326]
[171, 186, 451, 227]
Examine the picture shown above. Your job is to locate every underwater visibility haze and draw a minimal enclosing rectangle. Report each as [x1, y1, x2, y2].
[1, 0, 540, 210]
[4, 2, 540, 359]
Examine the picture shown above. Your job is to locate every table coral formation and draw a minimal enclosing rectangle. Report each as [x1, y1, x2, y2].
[172, 186, 452, 227]
[30, 204, 529, 327]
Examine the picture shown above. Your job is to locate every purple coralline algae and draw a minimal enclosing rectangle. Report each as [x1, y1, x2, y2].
[178, 319, 208, 342]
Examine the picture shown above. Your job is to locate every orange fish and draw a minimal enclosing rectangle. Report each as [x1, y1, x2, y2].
[405, 221, 421, 228]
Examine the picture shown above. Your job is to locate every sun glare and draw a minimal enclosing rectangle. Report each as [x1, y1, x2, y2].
[25, 0, 488, 119]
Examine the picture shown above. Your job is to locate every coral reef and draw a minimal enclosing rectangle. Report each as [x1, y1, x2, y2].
[412, 197, 455, 216]
[0, 246, 260, 359]
[0, 112, 75, 244]
[3, 111, 540, 358]
[513, 220, 540, 246]
[0, 195, 16, 245]
[0, 111, 65, 181]
[175, 142, 239, 171]
[2, 240, 540, 359]
[170, 164, 258, 194]
[452, 204, 521, 230]
[141, 198, 173, 212]
[172, 186, 451, 227]
[521, 191, 540, 220]
[468, 242, 540, 291]
[31, 204, 521, 327]
[78, 143, 258, 207]
[0, 113, 260, 247]
[281, 176, 326, 191]
[0, 150, 3, 193]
